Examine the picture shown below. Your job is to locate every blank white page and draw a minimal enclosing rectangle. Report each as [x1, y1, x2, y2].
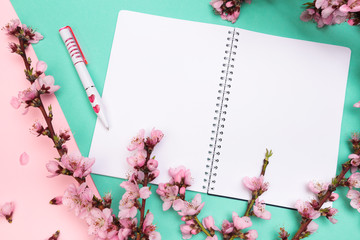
[89, 11, 230, 192]
[209, 29, 351, 208]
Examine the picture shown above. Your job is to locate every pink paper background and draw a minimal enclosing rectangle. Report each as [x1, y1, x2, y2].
[0, 0, 98, 239]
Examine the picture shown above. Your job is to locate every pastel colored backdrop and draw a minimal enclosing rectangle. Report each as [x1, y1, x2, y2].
[0, 0, 99, 239]
[7, 0, 360, 239]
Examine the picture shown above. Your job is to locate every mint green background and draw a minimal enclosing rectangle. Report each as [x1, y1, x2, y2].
[10, 0, 360, 239]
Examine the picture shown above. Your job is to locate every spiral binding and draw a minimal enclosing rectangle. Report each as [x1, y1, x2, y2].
[203, 28, 239, 192]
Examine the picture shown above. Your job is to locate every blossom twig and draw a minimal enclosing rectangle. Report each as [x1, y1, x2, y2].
[280, 134, 360, 240]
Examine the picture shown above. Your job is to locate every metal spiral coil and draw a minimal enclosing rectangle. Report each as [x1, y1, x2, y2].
[202, 28, 239, 191]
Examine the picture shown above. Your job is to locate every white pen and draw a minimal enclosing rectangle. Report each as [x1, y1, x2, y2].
[59, 26, 109, 130]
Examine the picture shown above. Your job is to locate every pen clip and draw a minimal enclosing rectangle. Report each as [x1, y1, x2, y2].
[61, 26, 88, 65]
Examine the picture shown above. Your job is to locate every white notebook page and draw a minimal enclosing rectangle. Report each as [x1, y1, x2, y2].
[89, 11, 230, 192]
[209, 29, 351, 208]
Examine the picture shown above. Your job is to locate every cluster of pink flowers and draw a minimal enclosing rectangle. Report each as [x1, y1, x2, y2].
[0, 201, 15, 223]
[300, 0, 360, 27]
[46, 153, 95, 179]
[157, 156, 274, 240]
[345, 153, 360, 212]
[56, 129, 163, 240]
[291, 180, 340, 238]
[10, 61, 60, 114]
[117, 129, 162, 240]
[3, 19, 43, 43]
[242, 175, 271, 220]
[210, 0, 251, 23]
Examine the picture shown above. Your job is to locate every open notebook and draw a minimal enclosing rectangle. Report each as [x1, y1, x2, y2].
[89, 10, 351, 209]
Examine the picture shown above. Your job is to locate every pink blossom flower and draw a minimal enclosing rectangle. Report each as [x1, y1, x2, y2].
[20, 84, 38, 102]
[118, 206, 137, 219]
[221, 220, 234, 235]
[0, 202, 15, 223]
[295, 200, 320, 219]
[46, 160, 62, 177]
[146, 128, 164, 147]
[60, 153, 95, 178]
[210, 0, 242, 24]
[36, 60, 47, 73]
[126, 149, 146, 168]
[253, 199, 271, 220]
[349, 154, 360, 172]
[19, 152, 29, 166]
[139, 187, 152, 199]
[128, 129, 145, 151]
[347, 190, 360, 212]
[59, 129, 71, 142]
[242, 175, 269, 192]
[28, 31, 43, 44]
[142, 212, 161, 240]
[118, 228, 131, 240]
[348, 172, 360, 188]
[300, 8, 317, 22]
[278, 228, 290, 239]
[210, 0, 223, 13]
[118, 218, 137, 239]
[149, 169, 160, 182]
[202, 216, 220, 231]
[340, 0, 360, 12]
[245, 229, 258, 240]
[308, 181, 329, 194]
[11, 84, 38, 113]
[3, 19, 20, 35]
[31, 121, 44, 136]
[147, 159, 158, 171]
[86, 208, 115, 239]
[330, 192, 339, 202]
[232, 212, 252, 230]
[38, 75, 60, 94]
[156, 183, 180, 211]
[180, 222, 194, 239]
[354, 101, 360, 108]
[221, 9, 240, 24]
[324, 207, 338, 224]
[300, 4, 347, 28]
[178, 194, 205, 216]
[120, 181, 152, 200]
[169, 166, 192, 186]
[62, 183, 93, 218]
[306, 221, 319, 235]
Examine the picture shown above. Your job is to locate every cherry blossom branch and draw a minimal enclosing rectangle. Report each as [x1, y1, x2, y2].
[300, 0, 360, 28]
[156, 149, 272, 240]
[279, 134, 360, 240]
[243, 149, 272, 218]
[290, 161, 352, 240]
[16, 29, 65, 158]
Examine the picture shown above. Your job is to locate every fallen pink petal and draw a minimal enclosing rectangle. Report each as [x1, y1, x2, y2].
[19, 152, 29, 165]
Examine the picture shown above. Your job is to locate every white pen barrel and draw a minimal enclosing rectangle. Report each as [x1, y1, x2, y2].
[75, 63, 95, 90]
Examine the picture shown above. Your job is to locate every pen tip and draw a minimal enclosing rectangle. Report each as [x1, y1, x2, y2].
[106, 126, 110, 131]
